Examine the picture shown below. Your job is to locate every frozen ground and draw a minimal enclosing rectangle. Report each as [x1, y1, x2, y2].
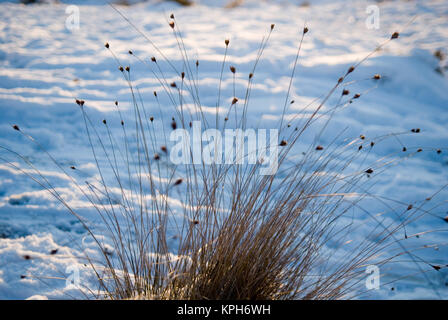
[0, 0, 448, 299]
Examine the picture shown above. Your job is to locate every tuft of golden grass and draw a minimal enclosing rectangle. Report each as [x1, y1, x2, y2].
[1, 9, 446, 300]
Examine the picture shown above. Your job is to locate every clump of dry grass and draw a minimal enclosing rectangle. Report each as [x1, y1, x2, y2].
[1, 10, 447, 300]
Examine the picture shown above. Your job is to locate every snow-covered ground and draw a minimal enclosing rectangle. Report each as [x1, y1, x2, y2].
[0, 0, 448, 299]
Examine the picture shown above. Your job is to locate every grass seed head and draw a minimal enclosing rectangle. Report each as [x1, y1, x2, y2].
[365, 168, 374, 174]
[437, 149, 442, 154]
[105, 42, 109, 49]
[342, 89, 350, 96]
[231, 97, 238, 105]
[225, 39, 229, 46]
[174, 178, 183, 186]
[303, 27, 309, 34]
[316, 145, 324, 151]
[169, 21, 175, 29]
[230, 66, 236, 73]
[373, 74, 381, 80]
[280, 140, 288, 146]
[151, 57, 157, 62]
[12, 125, 20, 131]
[161, 146, 168, 153]
[391, 32, 399, 39]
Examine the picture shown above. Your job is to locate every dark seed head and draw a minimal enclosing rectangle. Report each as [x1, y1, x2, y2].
[128, 50, 133, 55]
[338, 77, 344, 84]
[154, 153, 160, 160]
[342, 89, 350, 96]
[125, 66, 130, 72]
[20, 275, 26, 279]
[231, 97, 238, 105]
[12, 124, 20, 131]
[417, 148, 422, 152]
[431, 265, 441, 271]
[407, 204, 413, 211]
[104, 42, 109, 49]
[403, 147, 407, 152]
[181, 72, 185, 79]
[391, 32, 399, 39]
[170, 13, 174, 19]
[192, 220, 199, 225]
[70, 166, 76, 170]
[151, 57, 156, 62]
[114, 101, 118, 106]
[370, 142, 375, 147]
[50, 249, 58, 255]
[153, 91, 157, 97]
[170, 82, 177, 88]
[373, 74, 381, 80]
[169, 21, 175, 29]
[121, 120, 124, 126]
[161, 146, 168, 153]
[102, 119, 107, 125]
[230, 66, 236, 74]
[443, 216, 448, 223]
[316, 145, 324, 151]
[365, 168, 373, 174]
[360, 135, 365, 140]
[174, 178, 183, 186]
[271, 24, 275, 30]
[280, 140, 288, 146]
[249, 73, 253, 79]
[303, 27, 309, 34]
[353, 93, 361, 99]
[23, 255, 31, 260]
[119, 66, 124, 72]
[225, 39, 229, 46]
[437, 149, 442, 154]
[171, 120, 177, 130]
[358, 145, 363, 151]
[150, 117, 154, 122]
[347, 66, 355, 74]
[196, 60, 199, 67]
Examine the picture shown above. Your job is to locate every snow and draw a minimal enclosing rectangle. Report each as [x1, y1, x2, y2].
[0, 0, 448, 299]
